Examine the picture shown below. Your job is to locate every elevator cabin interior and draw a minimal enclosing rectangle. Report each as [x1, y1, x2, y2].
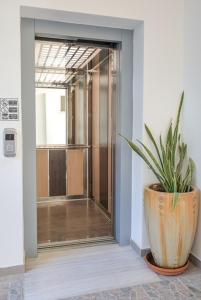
[35, 37, 117, 247]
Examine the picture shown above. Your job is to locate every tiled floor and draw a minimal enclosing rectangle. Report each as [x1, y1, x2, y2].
[37, 199, 112, 245]
[24, 244, 159, 299]
[0, 273, 23, 300]
[64, 270, 201, 299]
[4, 269, 201, 300]
[1, 245, 201, 300]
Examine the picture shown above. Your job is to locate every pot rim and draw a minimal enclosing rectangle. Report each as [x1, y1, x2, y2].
[145, 184, 198, 196]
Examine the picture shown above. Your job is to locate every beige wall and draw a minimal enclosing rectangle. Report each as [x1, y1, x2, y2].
[0, 0, 183, 267]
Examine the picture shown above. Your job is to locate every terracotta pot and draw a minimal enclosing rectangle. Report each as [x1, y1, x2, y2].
[144, 185, 199, 269]
[145, 252, 189, 276]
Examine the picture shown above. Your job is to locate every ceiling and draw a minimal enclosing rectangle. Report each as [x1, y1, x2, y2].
[35, 40, 100, 88]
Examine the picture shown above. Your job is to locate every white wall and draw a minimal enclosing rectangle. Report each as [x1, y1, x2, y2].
[0, 1, 24, 268]
[183, 0, 201, 260]
[0, 0, 183, 267]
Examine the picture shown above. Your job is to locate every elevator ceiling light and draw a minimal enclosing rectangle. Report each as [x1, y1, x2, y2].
[35, 40, 101, 88]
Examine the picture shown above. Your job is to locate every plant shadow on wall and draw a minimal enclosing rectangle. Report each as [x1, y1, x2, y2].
[121, 92, 200, 276]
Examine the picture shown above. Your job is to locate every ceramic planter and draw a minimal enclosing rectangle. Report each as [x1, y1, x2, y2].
[144, 184, 199, 269]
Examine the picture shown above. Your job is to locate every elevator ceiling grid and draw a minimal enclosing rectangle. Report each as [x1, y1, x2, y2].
[35, 39, 101, 88]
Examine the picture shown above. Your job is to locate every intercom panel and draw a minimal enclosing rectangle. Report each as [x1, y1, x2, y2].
[3, 128, 16, 157]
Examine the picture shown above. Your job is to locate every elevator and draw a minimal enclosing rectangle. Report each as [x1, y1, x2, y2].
[35, 37, 117, 247]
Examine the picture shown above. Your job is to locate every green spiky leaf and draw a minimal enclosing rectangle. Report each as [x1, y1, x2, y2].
[119, 92, 194, 208]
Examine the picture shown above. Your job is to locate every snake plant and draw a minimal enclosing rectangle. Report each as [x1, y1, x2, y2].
[121, 92, 194, 207]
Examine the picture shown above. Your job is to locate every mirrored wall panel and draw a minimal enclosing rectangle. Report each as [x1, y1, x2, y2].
[36, 88, 66, 145]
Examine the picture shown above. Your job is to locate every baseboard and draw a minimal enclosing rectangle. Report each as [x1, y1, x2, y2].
[131, 239, 201, 269]
[189, 254, 201, 268]
[0, 264, 24, 277]
[130, 239, 150, 257]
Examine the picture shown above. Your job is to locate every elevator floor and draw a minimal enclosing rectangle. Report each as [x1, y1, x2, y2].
[37, 199, 112, 246]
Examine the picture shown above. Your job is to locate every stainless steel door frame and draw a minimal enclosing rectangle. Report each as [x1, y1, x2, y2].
[21, 18, 133, 257]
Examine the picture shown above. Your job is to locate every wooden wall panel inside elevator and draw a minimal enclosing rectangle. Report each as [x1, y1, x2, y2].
[36, 149, 49, 197]
[67, 149, 84, 196]
[49, 150, 66, 196]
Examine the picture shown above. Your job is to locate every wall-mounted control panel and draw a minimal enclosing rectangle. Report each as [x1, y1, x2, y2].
[0, 98, 19, 121]
[3, 128, 17, 157]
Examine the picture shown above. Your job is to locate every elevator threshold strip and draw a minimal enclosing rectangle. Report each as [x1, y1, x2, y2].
[38, 236, 116, 252]
[37, 197, 90, 204]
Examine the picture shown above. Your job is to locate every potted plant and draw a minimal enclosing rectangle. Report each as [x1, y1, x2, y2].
[121, 92, 199, 275]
